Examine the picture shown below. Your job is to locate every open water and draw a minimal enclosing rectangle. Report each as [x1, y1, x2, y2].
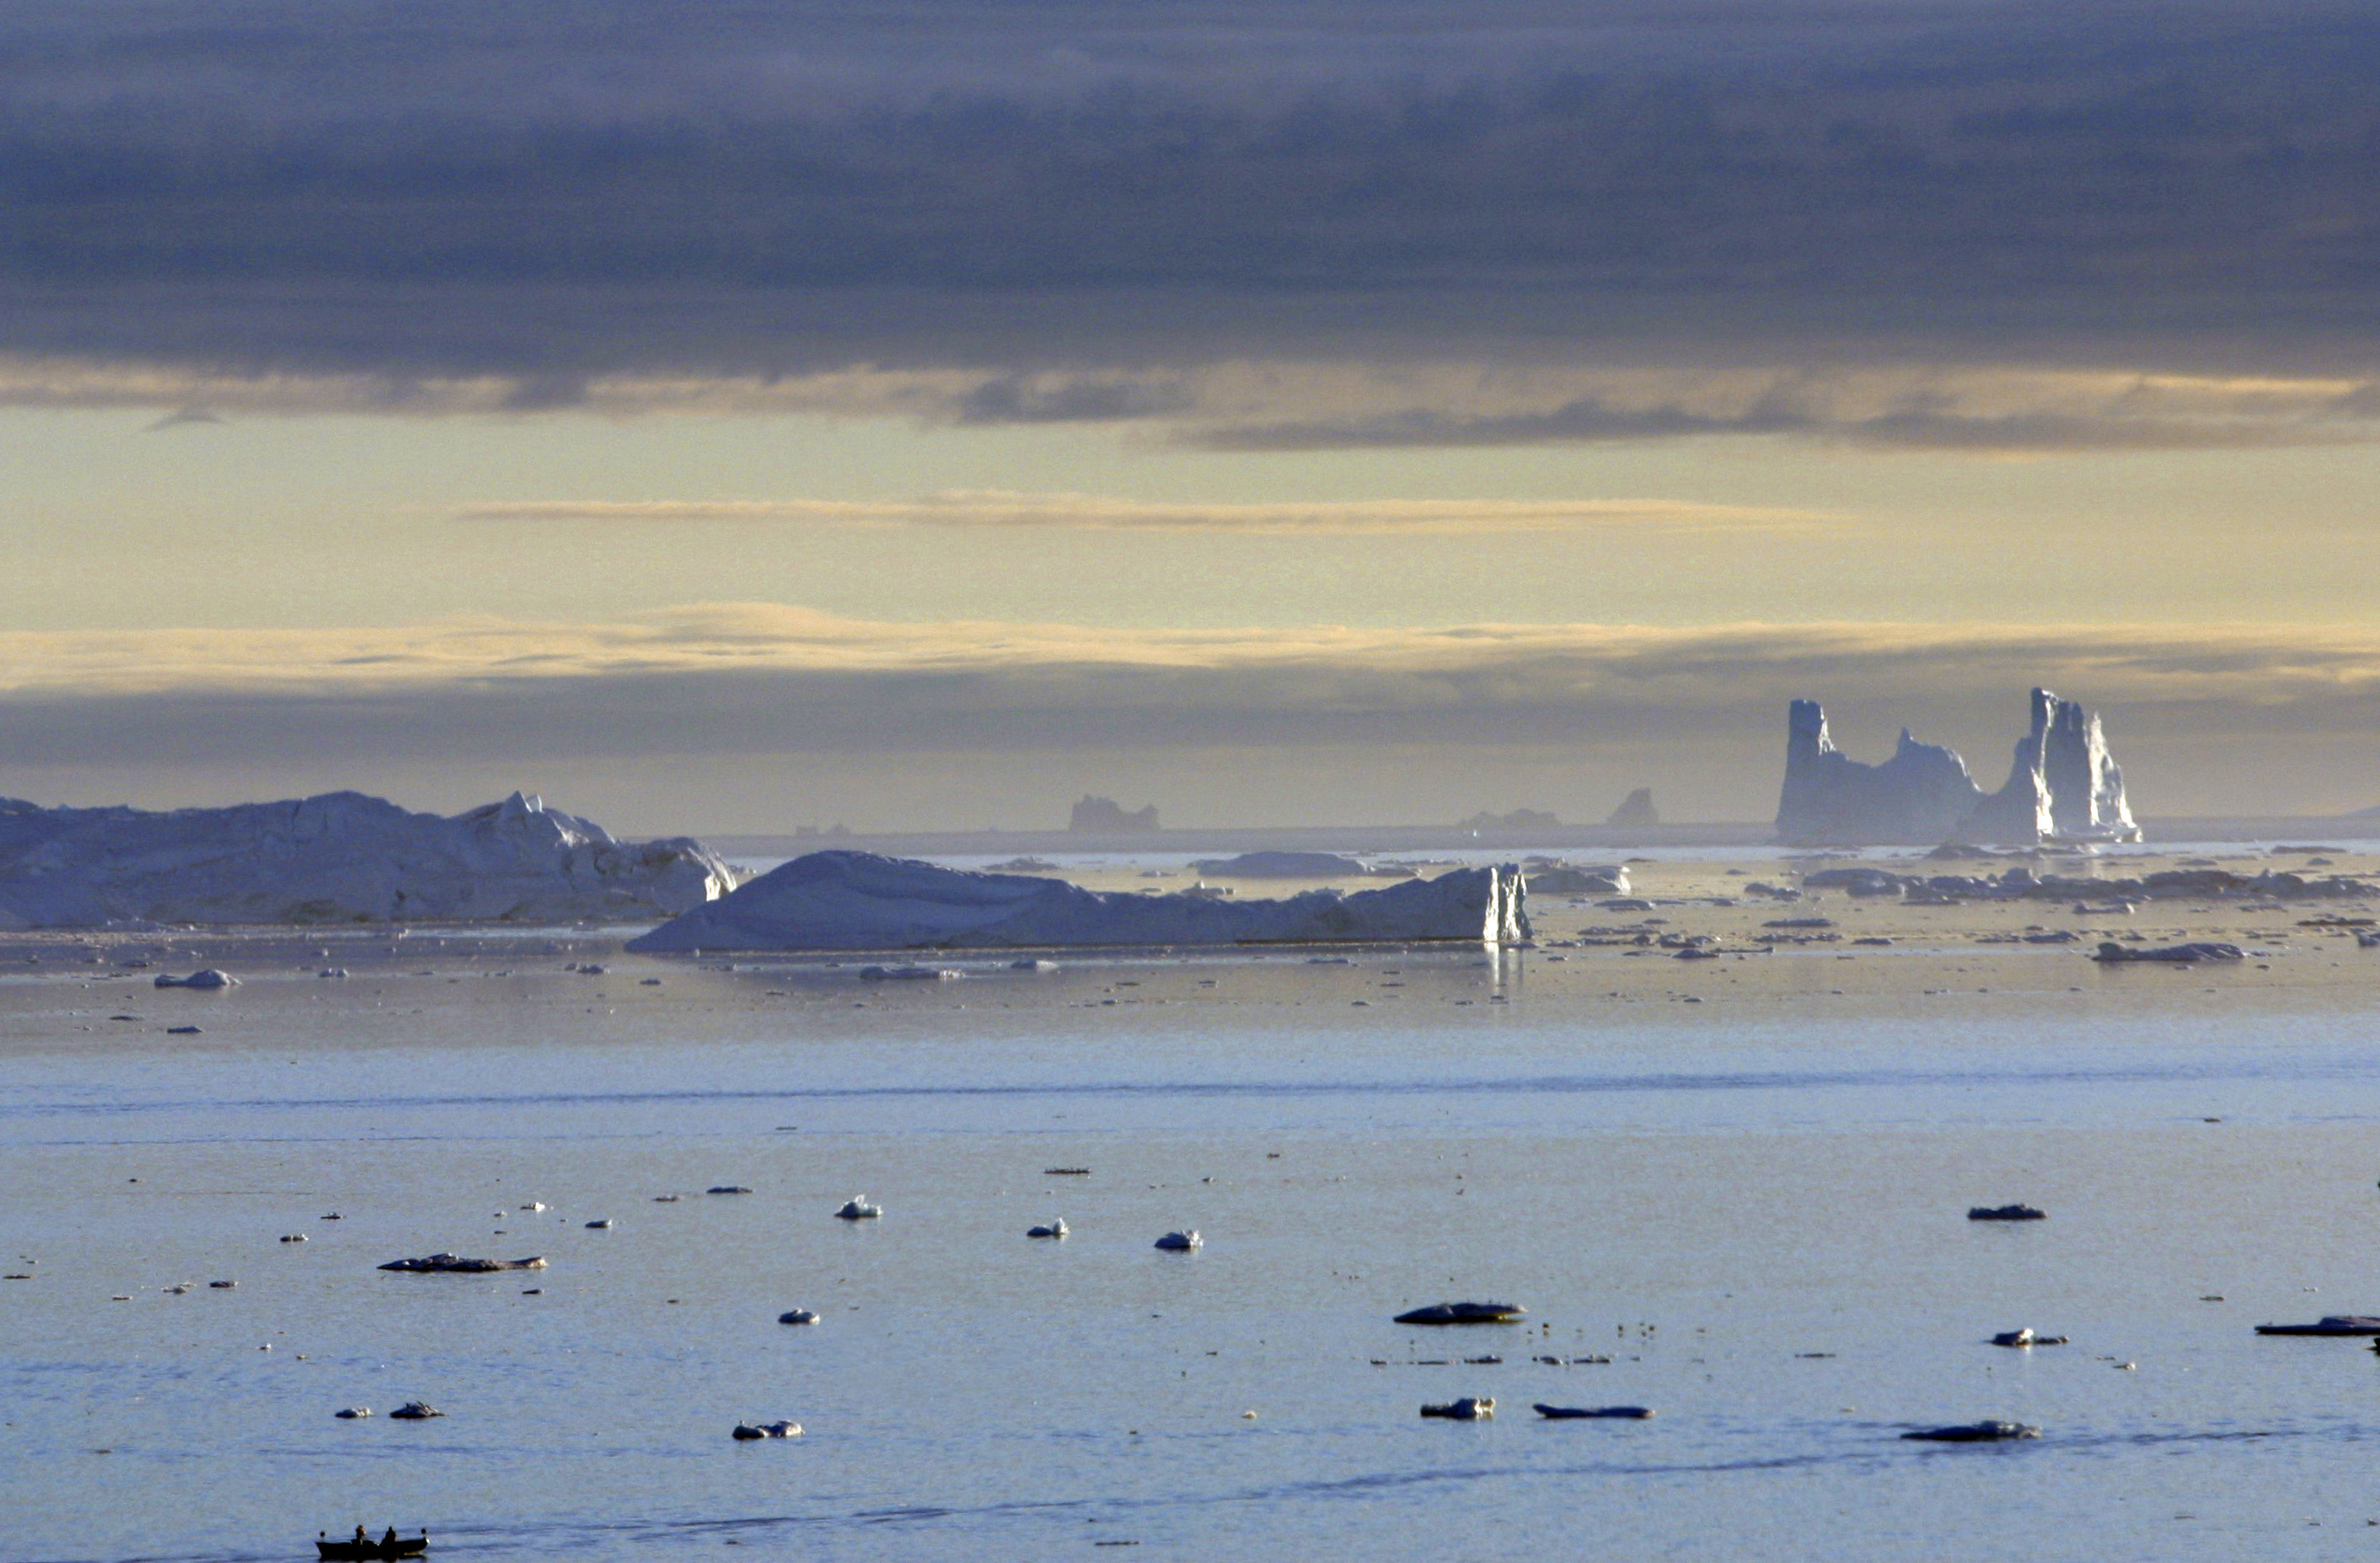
[6, 932, 2380, 1561]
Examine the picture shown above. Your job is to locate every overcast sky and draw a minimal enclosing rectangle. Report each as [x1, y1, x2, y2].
[3, 0, 2376, 830]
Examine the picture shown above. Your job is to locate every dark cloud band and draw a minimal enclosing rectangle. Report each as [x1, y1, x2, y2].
[2, 1, 2377, 405]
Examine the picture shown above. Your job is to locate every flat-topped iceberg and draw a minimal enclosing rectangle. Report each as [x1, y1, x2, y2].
[1776, 689, 2141, 846]
[0, 789, 738, 928]
[627, 851, 1530, 952]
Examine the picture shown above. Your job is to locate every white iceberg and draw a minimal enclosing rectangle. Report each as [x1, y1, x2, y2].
[1775, 689, 2140, 846]
[0, 790, 739, 928]
[626, 851, 1530, 953]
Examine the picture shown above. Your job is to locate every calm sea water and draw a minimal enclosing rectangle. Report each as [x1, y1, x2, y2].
[6, 935, 2380, 1562]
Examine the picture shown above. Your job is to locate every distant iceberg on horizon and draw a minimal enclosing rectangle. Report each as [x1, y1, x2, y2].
[627, 850, 1530, 952]
[0, 790, 739, 928]
[1775, 689, 2140, 846]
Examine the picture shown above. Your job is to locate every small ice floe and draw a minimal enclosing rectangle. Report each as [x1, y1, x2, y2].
[153, 969, 238, 990]
[165, 1025, 202, 1034]
[1045, 1167, 1092, 1176]
[379, 1253, 547, 1273]
[1990, 1329, 2069, 1347]
[2091, 941, 2244, 964]
[1534, 1404, 1653, 1420]
[1010, 959, 1059, 971]
[318, 968, 350, 979]
[388, 1401, 444, 1420]
[320, 1212, 344, 1221]
[859, 965, 962, 981]
[1154, 1230, 1202, 1251]
[583, 1218, 614, 1229]
[521, 1202, 546, 1211]
[1419, 1398, 1494, 1420]
[2254, 1315, 2380, 1336]
[1901, 1420, 2039, 1442]
[334, 1407, 372, 1419]
[706, 1185, 753, 1195]
[732, 1419, 802, 1439]
[1967, 1204, 2047, 1222]
[652, 1195, 682, 1202]
[1027, 1219, 1068, 1238]
[640, 977, 663, 986]
[1394, 1302, 1526, 1325]
[835, 1196, 882, 1221]
[777, 1308, 821, 1325]
[208, 1279, 236, 1289]
[280, 1233, 309, 1243]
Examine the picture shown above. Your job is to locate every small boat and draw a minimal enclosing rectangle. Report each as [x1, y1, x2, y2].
[316, 1530, 427, 1560]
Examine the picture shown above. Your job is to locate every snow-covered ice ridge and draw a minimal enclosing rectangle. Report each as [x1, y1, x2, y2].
[628, 851, 1531, 952]
[1777, 688, 2140, 846]
[0, 790, 739, 928]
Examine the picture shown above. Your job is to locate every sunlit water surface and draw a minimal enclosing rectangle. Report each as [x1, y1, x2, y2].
[6, 935, 2380, 1562]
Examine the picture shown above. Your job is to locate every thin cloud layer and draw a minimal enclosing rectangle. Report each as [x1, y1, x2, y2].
[5, 602, 2379, 724]
[8, 353, 2376, 454]
[0, 1, 2376, 448]
[456, 493, 1844, 535]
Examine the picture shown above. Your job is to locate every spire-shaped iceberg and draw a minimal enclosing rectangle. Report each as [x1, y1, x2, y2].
[1776, 690, 2140, 846]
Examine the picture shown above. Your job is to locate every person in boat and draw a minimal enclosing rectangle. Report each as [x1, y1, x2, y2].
[354, 1528, 369, 1545]
[382, 1528, 399, 1550]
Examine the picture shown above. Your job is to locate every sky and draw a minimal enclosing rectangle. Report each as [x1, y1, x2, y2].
[3, 0, 2378, 833]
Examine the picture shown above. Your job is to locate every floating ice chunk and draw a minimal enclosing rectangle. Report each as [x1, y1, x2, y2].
[1154, 1230, 1202, 1251]
[1395, 1302, 1526, 1325]
[154, 969, 238, 990]
[1902, 1420, 2038, 1442]
[1534, 1403, 1652, 1419]
[835, 1196, 882, 1221]
[2091, 941, 2244, 963]
[631, 851, 1530, 953]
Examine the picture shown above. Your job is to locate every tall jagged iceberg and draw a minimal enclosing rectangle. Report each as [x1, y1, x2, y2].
[1775, 690, 2140, 846]
[0, 790, 741, 928]
[628, 851, 1530, 951]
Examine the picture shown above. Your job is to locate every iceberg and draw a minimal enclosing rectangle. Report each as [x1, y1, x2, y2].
[1605, 788, 1659, 828]
[626, 850, 1530, 952]
[0, 790, 738, 928]
[1190, 851, 1383, 878]
[1775, 690, 2141, 846]
[1069, 795, 1160, 833]
[1524, 866, 1628, 895]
